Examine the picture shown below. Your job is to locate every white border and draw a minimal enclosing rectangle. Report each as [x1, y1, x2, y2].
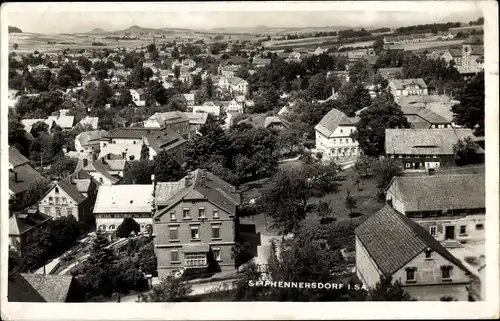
[1, 2, 499, 320]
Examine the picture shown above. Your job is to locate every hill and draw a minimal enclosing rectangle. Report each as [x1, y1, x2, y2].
[87, 28, 108, 34]
[9, 26, 23, 33]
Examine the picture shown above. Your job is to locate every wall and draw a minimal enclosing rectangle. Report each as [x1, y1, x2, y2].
[387, 154, 455, 169]
[355, 236, 383, 288]
[403, 283, 469, 301]
[315, 125, 359, 158]
[38, 186, 81, 221]
[386, 182, 406, 214]
[95, 214, 153, 233]
[88, 171, 116, 186]
[412, 214, 485, 243]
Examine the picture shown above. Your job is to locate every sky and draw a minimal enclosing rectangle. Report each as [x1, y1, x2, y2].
[4, 2, 484, 34]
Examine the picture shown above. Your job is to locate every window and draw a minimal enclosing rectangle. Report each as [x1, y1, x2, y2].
[198, 207, 206, 218]
[459, 225, 467, 235]
[109, 225, 116, 230]
[99, 177, 104, 183]
[430, 226, 437, 236]
[48, 197, 54, 204]
[212, 225, 221, 239]
[340, 129, 343, 133]
[66, 208, 73, 217]
[170, 211, 176, 220]
[170, 250, 179, 262]
[56, 208, 62, 217]
[398, 155, 402, 159]
[333, 139, 336, 143]
[476, 224, 484, 230]
[213, 248, 221, 261]
[55, 197, 60, 205]
[406, 268, 416, 282]
[190, 226, 200, 240]
[433, 155, 437, 158]
[425, 249, 432, 259]
[183, 208, 191, 219]
[185, 253, 207, 267]
[406, 155, 411, 158]
[346, 138, 349, 143]
[169, 227, 179, 240]
[340, 139, 343, 143]
[62, 197, 67, 205]
[55, 187, 59, 194]
[441, 266, 452, 279]
[213, 209, 219, 219]
[405, 163, 411, 168]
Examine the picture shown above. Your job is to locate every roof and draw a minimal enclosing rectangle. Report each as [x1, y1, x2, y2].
[9, 146, 30, 168]
[355, 205, 471, 276]
[104, 127, 165, 139]
[8, 274, 75, 302]
[401, 107, 451, 124]
[154, 169, 241, 218]
[78, 116, 99, 130]
[183, 93, 195, 101]
[131, 88, 145, 95]
[21, 119, 55, 134]
[47, 115, 75, 129]
[396, 95, 456, 122]
[75, 130, 108, 147]
[155, 179, 188, 206]
[83, 159, 121, 184]
[149, 111, 189, 126]
[389, 174, 485, 212]
[314, 108, 353, 137]
[9, 165, 47, 195]
[448, 48, 462, 58]
[377, 67, 403, 79]
[183, 112, 208, 125]
[55, 179, 88, 204]
[264, 116, 290, 129]
[385, 128, 482, 155]
[9, 210, 52, 237]
[93, 185, 154, 214]
[389, 78, 428, 90]
[192, 105, 221, 117]
[144, 129, 186, 154]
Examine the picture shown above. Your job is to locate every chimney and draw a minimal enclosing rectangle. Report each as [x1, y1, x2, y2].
[13, 171, 18, 183]
[107, 154, 111, 160]
[122, 152, 126, 159]
[83, 158, 89, 168]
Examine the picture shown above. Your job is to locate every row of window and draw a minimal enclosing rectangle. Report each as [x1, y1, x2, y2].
[170, 250, 221, 264]
[47, 196, 69, 205]
[429, 224, 483, 236]
[390, 155, 439, 159]
[169, 224, 221, 241]
[44, 207, 73, 217]
[99, 224, 151, 231]
[331, 137, 354, 144]
[406, 265, 453, 282]
[330, 147, 357, 155]
[169, 208, 219, 221]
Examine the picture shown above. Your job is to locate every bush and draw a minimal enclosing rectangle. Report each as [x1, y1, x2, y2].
[115, 218, 140, 238]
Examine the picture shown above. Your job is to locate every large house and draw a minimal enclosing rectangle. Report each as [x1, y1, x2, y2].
[77, 154, 129, 186]
[99, 128, 186, 164]
[74, 130, 108, 154]
[355, 205, 472, 301]
[9, 146, 47, 201]
[385, 128, 483, 170]
[9, 209, 52, 254]
[192, 104, 221, 120]
[143, 111, 191, 140]
[93, 184, 155, 235]
[377, 67, 403, 80]
[152, 169, 241, 277]
[314, 108, 359, 162]
[37, 172, 98, 223]
[183, 112, 209, 135]
[400, 107, 453, 129]
[388, 78, 428, 97]
[385, 174, 485, 246]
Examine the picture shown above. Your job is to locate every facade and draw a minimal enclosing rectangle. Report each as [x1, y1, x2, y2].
[183, 112, 208, 135]
[144, 111, 191, 140]
[355, 205, 472, 301]
[9, 209, 52, 254]
[314, 108, 359, 161]
[385, 174, 485, 245]
[192, 105, 221, 119]
[93, 184, 155, 234]
[153, 169, 241, 277]
[388, 78, 428, 97]
[385, 128, 482, 170]
[129, 89, 146, 107]
[78, 155, 128, 186]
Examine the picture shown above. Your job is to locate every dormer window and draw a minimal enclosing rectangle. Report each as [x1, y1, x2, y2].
[55, 187, 59, 194]
[424, 248, 433, 259]
[130, 200, 133, 204]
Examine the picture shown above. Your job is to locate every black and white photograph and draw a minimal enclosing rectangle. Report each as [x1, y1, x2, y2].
[1, 1, 498, 320]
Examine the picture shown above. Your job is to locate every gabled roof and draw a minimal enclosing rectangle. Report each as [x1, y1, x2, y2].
[401, 107, 451, 125]
[104, 127, 164, 139]
[55, 179, 88, 204]
[377, 67, 403, 79]
[94, 185, 154, 214]
[388, 174, 485, 212]
[149, 111, 189, 126]
[9, 210, 52, 237]
[75, 130, 108, 147]
[385, 128, 482, 155]
[355, 205, 471, 276]
[83, 159, 121, 184]
[314, 108, 353, 137]
[9, 146, 30, 168]
[155, 179, 188, 206]
[9, 165, 47, 195]
[192, 105, 221, 117]
[183, 112, 208, 125]
[264, 116, 290, 129]
[47, 115, 75, 129]
[389, 78, 428, 90]
[78, 116, 99, 130]
[154, 169, 241, 217]
[8, 274, 75, 302]
[145, 128, 186, 154]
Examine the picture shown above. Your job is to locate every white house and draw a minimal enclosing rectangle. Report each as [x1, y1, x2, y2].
[314, 108, 359, 162]
[388, 78, 429, 98]
[129, 89, 146, 107]
[229, 77, 248, 95]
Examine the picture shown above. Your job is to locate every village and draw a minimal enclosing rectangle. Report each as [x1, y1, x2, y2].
[7, 16, 486, 303]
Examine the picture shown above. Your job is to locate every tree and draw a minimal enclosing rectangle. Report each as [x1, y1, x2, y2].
[372, 38, 384, 55]
[276, 128, 301, 155]
[305, 72, 332, 100]
[140, 143, 150, 160]
[140, 276, 192, 302]
[354, 154, 373, 179]
[451, 72, 484, 136]
[13, 43, 19, 50]
[153, 150, 184, 182]
[143, 67, 154, 82]
[137, 242, 157, 275]
[78, 57, 92, 73]
[203, 77, 214, 99]
[348, 60, 373, 85]
[352, 93, 410, 156]
[367, 275, 414, 301]
[116, 218, 141, 238]
[371, 158, 403, 189]
[453, 137, 482, 166]
[87, 232, 117, 271]
[345, 191, 357, 217]
[173, 66, 181, 79]
[57, 63, 82, 88]
[337, 83, 372, 116]
[250, 89, 280, 113]
[43, 156, 78, 179]
[317, 201, 333, 224]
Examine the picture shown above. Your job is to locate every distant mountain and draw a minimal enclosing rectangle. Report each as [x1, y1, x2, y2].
[207, 25, 352, 34]
[9, 26, 23, 33]
[87, 28, 108, 34]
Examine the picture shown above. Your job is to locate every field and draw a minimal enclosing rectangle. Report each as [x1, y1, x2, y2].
[263, 35, 339, 48]
[386, 39, 464, 51]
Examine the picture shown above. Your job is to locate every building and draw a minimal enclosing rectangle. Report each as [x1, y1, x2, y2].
[441, 48, 463, 66]
[252, 57, 271, 68]
[99, 128, 186, 164]
[355, 205, 472, 301]
[377, 67, 403, 80]
[93, 184, 155, 234]
[264, 116, 291, 131]
[395, 95, 458, 125]
[401, 107, 453, 129]
[74, 130, 108, 153]
[47, 114, 75, 130]
[37, 172, 98, 222]
[461, 36, 484, 73]
[385, 174, 485, 246]
[183, 93, 195, 106]
[388, 78, 429, 97]
[77, 154, 129, 186]
[144, 111, 191, 140]
[9, 146, 47, 201]
[129, 89, 146, 107]
[228, 77, 248, 95]
[21, 118, 56, 136]
[153, 169, 241, 277]
[183, 112, 209, 135]
[192, 105, 221, 119]
[9, 209, 52, 254]
[8, 273, 83, 302]
[314, 108, 359, 161]
[385, 128, 483, 170]
[76, 116, 100, 130]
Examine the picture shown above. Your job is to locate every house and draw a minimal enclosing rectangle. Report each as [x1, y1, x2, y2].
[377, 67, 403, 80]
[183, 112, 209, 135]
[384, 128, 483, 170]
[8, 273, 83, 302]
[395, 95, 457, 124]
[313, 47, 326, 56]
[21, 119, 56, 136]
[192, 105, 221, 119]
[252, 57, 271, 68]
[144, 111, 191, 140]
[77, 116, 99, 130]
[385, 174, 485, 246]
[401, 107, 453, 129]
[441, 48, 463, 66]
[37, 172, 98, 223]
[314, 108, 360, 162]
[226, 96, 248, 114]
[228, 77, 248, 95]
[183, 93, 195, 106]
[388, 78, 429, 97]
[129, 89, 146, 107]
[77, 154, 129, 186]
[264, 116, 291, 131]
[278, 105, 291, 116]
[74, 130, 108, 153]
[355, 205, 472, 301]
[9, 209, 52, 254]
[93, 184, 154, 234]
[99, 128, 186, 164]
[9, 146, 47, 201]
[8, 89, 20, 108]
[153, 169, 241, 277]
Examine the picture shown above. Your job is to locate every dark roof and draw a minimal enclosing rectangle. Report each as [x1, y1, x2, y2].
[155, 169, 241, 218]
[9, 210, 52, 236]
[401, 107, 451, 125]
[388, 174, 485, 212]
[57, 179, 88, 204]
[104, 127, 165, 139]
[145, 128, 186, 154]
[314, 108, 353, 137]
[355, 205, 471, 276]
[9, 165, 47, 195]
[8, 273, 75, 302]
[9, 146, 30, 168]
